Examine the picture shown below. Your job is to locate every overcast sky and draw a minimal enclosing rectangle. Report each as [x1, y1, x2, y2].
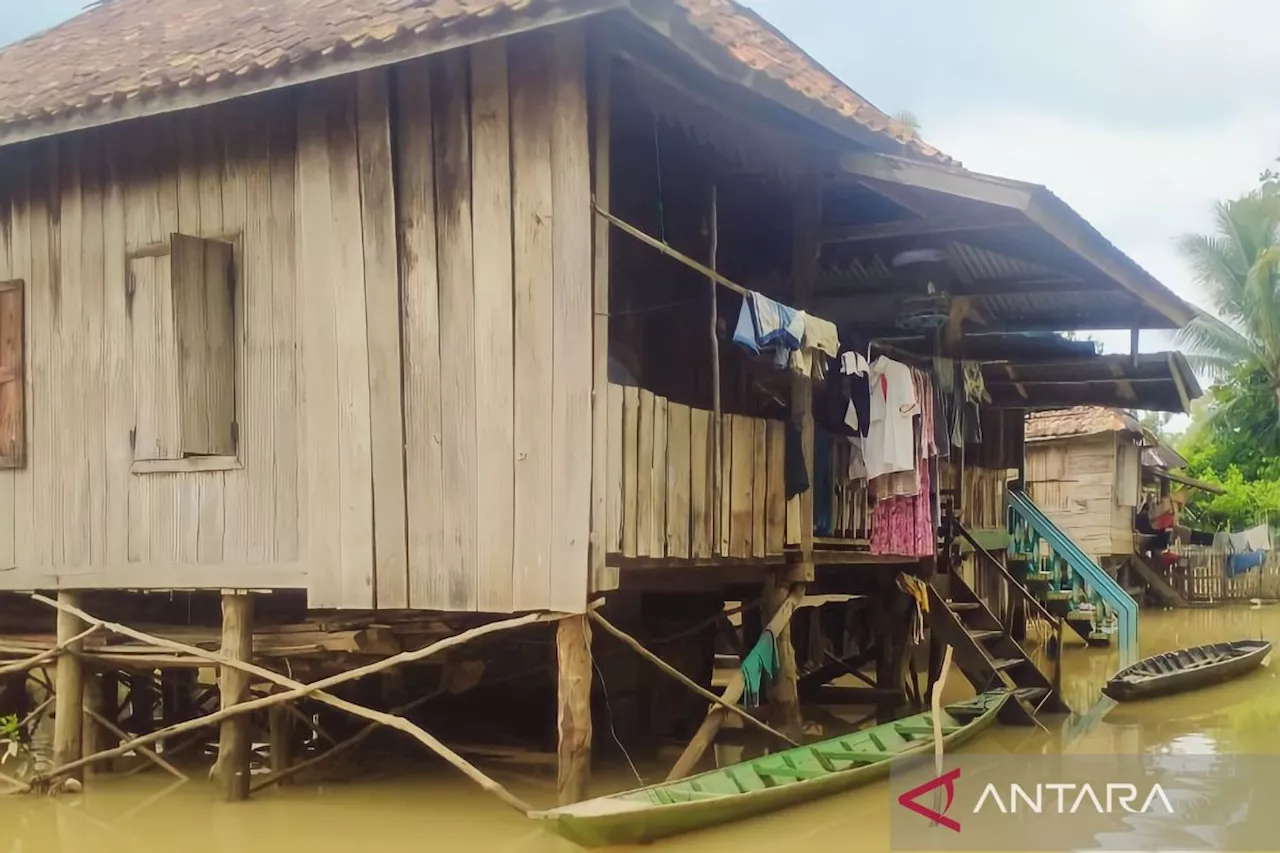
[8, 1, 1277, 355]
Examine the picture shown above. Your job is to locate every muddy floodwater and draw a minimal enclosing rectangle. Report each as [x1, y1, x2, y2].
[3, 606, 1278, 852]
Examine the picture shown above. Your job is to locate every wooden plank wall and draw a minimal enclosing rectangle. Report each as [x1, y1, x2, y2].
[605, 384, 785, 560]
[1024, 434, 1118, 559]
[0, 91, 308, 592]
[395, 27, 593, 613]
[0, 28, 595, 614]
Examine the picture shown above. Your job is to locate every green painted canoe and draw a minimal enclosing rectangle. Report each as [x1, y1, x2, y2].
[530, 690, 1010, 848]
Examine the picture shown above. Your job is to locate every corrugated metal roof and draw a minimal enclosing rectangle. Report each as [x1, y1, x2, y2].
[0, 0, 948, 161]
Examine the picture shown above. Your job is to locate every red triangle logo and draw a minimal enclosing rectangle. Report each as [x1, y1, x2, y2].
[898, 767, 962, 833]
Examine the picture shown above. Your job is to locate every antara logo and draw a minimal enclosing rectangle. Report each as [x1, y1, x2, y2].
[973, 782, 1175, 815]
[898, 771, 1176, 832]
[898, 768, 963, 833]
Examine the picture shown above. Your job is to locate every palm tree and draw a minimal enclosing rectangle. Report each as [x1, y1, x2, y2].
[1177, 191, 1280, 424]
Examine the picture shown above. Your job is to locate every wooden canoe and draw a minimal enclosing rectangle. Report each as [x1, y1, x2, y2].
[530, 690, 1009, 848]
[1102, 639, 1272, 702]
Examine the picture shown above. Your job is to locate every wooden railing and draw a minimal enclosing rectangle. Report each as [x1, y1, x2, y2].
[605, 384, 787, 559]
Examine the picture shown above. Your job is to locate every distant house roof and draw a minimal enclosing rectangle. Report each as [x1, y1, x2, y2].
[0, 0, 944, 160]
[1025, 407, 1144, 442]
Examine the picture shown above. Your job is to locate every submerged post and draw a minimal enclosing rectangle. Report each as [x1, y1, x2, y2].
[215, 591, 254, 801]
[556, 614, 593, 805]
[52, 591, 86, 790]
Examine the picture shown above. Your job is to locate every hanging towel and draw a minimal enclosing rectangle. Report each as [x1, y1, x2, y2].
[733, 297, 762, 355]
[741, 630, 780, 708]
[752, 292, 804, 350]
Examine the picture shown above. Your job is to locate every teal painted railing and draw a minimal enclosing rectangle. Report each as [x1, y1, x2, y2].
[1008, 491, 1139, 668]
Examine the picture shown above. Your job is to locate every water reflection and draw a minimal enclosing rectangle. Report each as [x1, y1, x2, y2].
[1, 605, 1276, 852]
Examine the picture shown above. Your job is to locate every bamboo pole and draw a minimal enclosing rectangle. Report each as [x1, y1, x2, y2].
[251, 686, 448, 793]
[709, 182, 722, 550]
[589, 610, 797, 748]
[85, 708, 188, 782]
[0, 624, 99, 679]
[665, 587, 803, 781]
[30, 595, 563, 813]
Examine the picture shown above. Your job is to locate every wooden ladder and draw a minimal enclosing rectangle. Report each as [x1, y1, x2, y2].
[928, 568, 1066, 726]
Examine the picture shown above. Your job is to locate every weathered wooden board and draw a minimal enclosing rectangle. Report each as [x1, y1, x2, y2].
[295, 85, 343, 607]
[510, 35, 555, 609]
[689, 407, 712, 559]
[356, 68, 408, 610]
[751, 417, 767, 558]
[730, 414, 754, 558]
[607, 384, 623, 554]
[548, 23, 592, 612]
[395, 59, 446, 611]
[433, 51, 479, 611]
[470, 42, 516, 614]
[651, 395, 668, 559]
[719, 414, 732, 557]
[665, 402, 691, 559]
[636, 388, 655, 559]
[620, 385, 639, 558]
[765, 419, 786, 554]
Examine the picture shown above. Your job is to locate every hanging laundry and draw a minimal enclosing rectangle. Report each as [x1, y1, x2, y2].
[896, 573, 930, 645]
[962, 360, 991, 403]
[864, 356, 918, 480]
[872, 453, 935, 557]
[732, 292, 805, 368]
[740, 630, 779, 708]
[791, 312, 840, 378]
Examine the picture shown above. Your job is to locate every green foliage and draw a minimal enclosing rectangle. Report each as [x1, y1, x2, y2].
[1171, 175, 1280, 529]
[1176, 365, 1280, 528]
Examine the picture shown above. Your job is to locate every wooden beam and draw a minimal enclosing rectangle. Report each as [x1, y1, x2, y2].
[594, 206, 749, 297]
[52, 592, 86, 790]
[820, 212, 1025, 244]
[556, 614, 592, 805]
[588, 610, 797, 747]
[665, 587, 802, 780]
[1168, 352, 1193, 413]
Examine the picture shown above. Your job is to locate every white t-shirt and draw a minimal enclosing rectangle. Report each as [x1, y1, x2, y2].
[865, 357, 918, 479]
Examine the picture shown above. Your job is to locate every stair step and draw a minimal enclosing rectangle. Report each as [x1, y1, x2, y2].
[966, 629, 1003, 642]
[947, 602, 982, 611]
[990, 657, 1025, 671]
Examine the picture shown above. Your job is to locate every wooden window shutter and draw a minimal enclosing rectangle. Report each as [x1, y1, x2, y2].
[171, 234, 236, 456]
[129, 253, 182, 461]
[0, 280, 25, 469]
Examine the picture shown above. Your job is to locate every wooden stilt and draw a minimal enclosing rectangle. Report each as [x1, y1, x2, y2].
[32, 596, 552, 813]
[83, 673, 104, 779]
[666, 588, 802, 781]
[268, 703, 293, 781]
[52, 592, 86, 790]
[127, 672, 157, 736]
[215, 592, 254, 801]
[762, 571, 803, 740]
[98, 671, 120, 773]
[556, 615, 592, 806]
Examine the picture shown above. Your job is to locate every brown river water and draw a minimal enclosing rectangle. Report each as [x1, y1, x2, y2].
[1, 605, 1277, 852]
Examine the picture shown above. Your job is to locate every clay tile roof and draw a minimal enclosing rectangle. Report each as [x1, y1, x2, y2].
[1025, 407, 1143, 441]
[0, 0, 947, 161]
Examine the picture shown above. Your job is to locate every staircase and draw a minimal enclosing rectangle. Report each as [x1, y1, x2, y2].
[1126, 550, 1188, 608]
[930, 522, 1067, 726]
[1008, 491, 1139, 669]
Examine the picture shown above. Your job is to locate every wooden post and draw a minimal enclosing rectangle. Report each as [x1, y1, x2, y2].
[82, 673, 103, 779]
[215, 592, 254, 801]
[268, 703, 294, 782]
[127, 672, 157, 736]
[790, 175, 819, 584]
[52, 591, 86, 789]
[762, 571, 802, 739]
[589, 38, 616, 593]
[556, 614, 592, 805]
